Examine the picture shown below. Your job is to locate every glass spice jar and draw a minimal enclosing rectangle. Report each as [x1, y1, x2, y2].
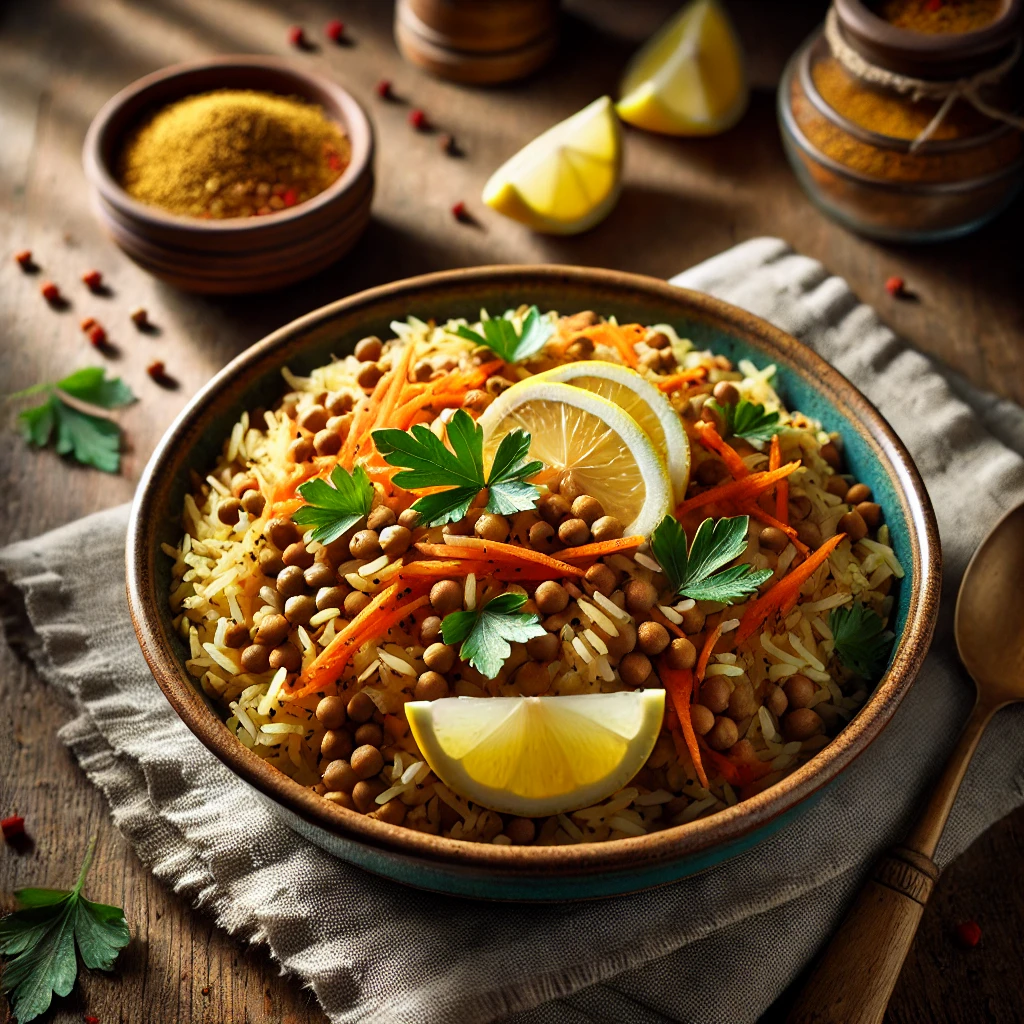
[778, 0, 1024, 241]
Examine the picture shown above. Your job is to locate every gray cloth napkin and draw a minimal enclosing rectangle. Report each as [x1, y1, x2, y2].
[2, 237, 1023, 1024]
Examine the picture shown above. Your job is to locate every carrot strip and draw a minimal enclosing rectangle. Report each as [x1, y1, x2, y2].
[695, 620, 728, 683]
[562, 323, 644, 368]
[656, 368, 708, 392]
[659, 665, 708, 788]
[698, 742, 774, 787]
[768, 434, 790, 527]
[375, 338, 419, 431]
[650, 606, 686, 639]
[675, 462, 800, 518]
[696, 423, 750, 479]
[739, 503, 810, 556]
[413, 540, 585, 577]
[398, 559, 563, 582]
[735, 533, 845, 643]
[549, 536, 645, 561]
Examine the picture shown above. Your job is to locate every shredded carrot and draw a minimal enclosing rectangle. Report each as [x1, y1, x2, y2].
[549, 536, 645, 561]
[659, 665, 708, 788]
[655, 368, 708, 392]
[675, 462, 801, 518]
[769, 434, 790, 526]
[375, 338, 419, 430]
[561, 323, 645, 368]
[414, 539, 585, 577]
[768, 434, 781, 474]
[398, 559, 563, 582]
[698, 742, 774, 787]
[735, 533, 845, 643]
[696, 423, 750, 479]
[739, 502, 809, 556]
[650, 606, 686, 639]
[695, 620, 728, 683]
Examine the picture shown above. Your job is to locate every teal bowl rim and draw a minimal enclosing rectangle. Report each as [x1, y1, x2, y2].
[126, 265, 941, 884]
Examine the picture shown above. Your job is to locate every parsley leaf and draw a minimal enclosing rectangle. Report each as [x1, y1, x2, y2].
[650, 515, 773, 604]
[373, 409, 542, 527]
[707, 399, 782, 443]
[454, 306, 555, 363]
[292, 464, 374, 545]
[12, 368, 135, 474]
[0, 837, 130, 1023]
[829, 603, 894, 679]
[441, 591, 546, 679]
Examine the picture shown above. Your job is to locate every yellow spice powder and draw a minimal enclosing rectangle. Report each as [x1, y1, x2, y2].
[117, 89, 350, 219]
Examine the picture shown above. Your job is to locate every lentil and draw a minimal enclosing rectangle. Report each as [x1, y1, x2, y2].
[528, 521, 556, 550]
[857, 501, 883, 529]
[241, 644, 271, 673]
[352, 779, 386, 812]
[534, 581, 569, 615]
[570, 495, 604, 525]
[344, 591, 371, 617]
[689, 704, 715, 735]
[349, 530, 382, 560]
[316, 695, 347, 730]
[283, 541, 314, 569]
[475, 513, 510, 542]
[526, 632, 560, 662]
[351, 744, 384, 779]
[347, 691, 376, 723]
[380, 524, 413, 556]
[354, 722, 384, 747]
[323, 759, 358, 792]
[284, 594, 316, 625]
[557, 518, 590, 546]
[275, 565, 305, 597]
[430, 579, 463, 614]
[712, 381, 740, 405]
[366, 505, 396, 531]
[784, 674, 816, 709]
[241, 490, 266, 517]
[584, 563, 617, 596]
[590, 515, 624, 543]
[619, 651, 652, 686]
[255, 613, 290, 647]
[316, 585, 348, 611]
[269, 642, 301, 672]
[838, 509, 869, 542]
[223, 621, 250, 648]
[419, 615, 443, 645]
[423, 643, 455, 672]
[759, 526, 789, 553]
[783, 708, 824, 741]
[706, 716, 739, 751]
[666, 637, 697, 670]
[699, 676, 731, 714]
[505, 817, 536, 844]
[217, 497, 242, 525]
[624, 578, 657, 614]
[415, 671, 449, 701]
[637, 620, 670, 656]
[845, 483, 872, 505]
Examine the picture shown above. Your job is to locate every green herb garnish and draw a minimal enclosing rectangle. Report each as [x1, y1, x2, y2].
[454, 306, 554, 364]
[829, 603, 893, 679]
[293, 464, 374, 544]
[708, 398, 782, 443]
[372, 408, 542, 527]
[650, 514, 773, 604]
[0, 836, 130, 1023]
[11, 368, 136, 473]
[441, 591, 546, 679]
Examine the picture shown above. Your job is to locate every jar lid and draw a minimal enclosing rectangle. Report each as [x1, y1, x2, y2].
[833, 0, 1023, 79]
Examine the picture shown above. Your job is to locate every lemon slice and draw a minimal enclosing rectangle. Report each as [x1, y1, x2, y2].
[477, 380, 672, 537]
[537, 360, 691, 505]
[407, 691, 665, 817]
[617, 0, 747, 136]
[482, 96, 623, 235]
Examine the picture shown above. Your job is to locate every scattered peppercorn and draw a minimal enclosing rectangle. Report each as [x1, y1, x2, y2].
[82, 269, 103, 291]
[885, 275, 906, 297]
[325, 19, 345, 42]
[81, 317, 97, 332]
[955, 920, 982, 948]
[87, 324, 107, 347]
[147, 360, 167, 382]
[440, 133, 458, 156]
[40, 281, 61, 303]
[409, 108, 428, 131]
[451, 201, 468, 221]
[14, 250, 34, 270]
[376, 79, 393, 99]
[130, 307, 149, 328]
[201, 987, 210, 996]
[1, 815, 25, 840]
[288, 25, 307, 48]
[84, 1016, 100, 1024]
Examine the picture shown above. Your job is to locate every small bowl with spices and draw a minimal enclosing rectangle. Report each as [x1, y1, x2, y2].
[778, 0, 1024, 241]
[83, 57, 374, 294]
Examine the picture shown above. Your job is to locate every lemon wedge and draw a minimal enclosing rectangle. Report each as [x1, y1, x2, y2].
[406, 691, 665, 817]
[482, 96, 623, 234]
[477, 380, 673, 537]
[537, 360, 691, 504]
[617, 0, 747, 136]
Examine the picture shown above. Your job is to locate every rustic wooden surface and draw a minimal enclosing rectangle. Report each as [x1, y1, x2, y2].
[1, 1, 1021, 1022]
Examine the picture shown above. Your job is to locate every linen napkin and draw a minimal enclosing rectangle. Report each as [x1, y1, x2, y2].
[2, 237, 1023, 1024]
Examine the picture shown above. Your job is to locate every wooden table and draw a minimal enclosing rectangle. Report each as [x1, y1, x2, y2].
[1, 1, 1021, 1021]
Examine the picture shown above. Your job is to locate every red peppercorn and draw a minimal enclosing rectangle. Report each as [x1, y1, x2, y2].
[325, 19, 344, 42]
[282, 188, 299, 207]
[1, 815, 25, 840]
[376, 79, 392, 99]
[40, 281, 60, 303]
[85, 1017, 100, 1024]
[926, 0, 943, 11]
[451, 201, 469, 221]
[885, 275, 906, 297]
[14, 250, 33, 269]
[82, 269, 103, 291]
[955, 920, 982, 948]
[87, 324, 107, 347]
[409, 108, 428, 131]
[147, 360, 165, 379]
[287, 25, 306, 48]
[440, 133, 458, 155]
[130, 307, 149, 328]
[81, 316, 97, 332]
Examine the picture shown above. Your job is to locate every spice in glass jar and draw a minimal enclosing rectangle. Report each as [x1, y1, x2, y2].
[117, 89, 350, 219]
[876, 0, 1003, 34]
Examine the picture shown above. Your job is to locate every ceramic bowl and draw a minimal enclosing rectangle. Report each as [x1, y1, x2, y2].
[126, 266, 941, 900]
[82, 57, 374, 294]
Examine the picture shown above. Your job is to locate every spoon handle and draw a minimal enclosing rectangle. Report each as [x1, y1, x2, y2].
[785, 699, 998, 1024]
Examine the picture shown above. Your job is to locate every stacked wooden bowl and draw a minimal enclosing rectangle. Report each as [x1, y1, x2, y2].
[82, 57, 375, 295]
[395, 0, 559, 84]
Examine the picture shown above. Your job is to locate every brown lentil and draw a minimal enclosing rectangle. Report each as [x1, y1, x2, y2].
[727, 680, 758, 720]
[706, 716, 739, 751]
[303, 562, 335, 590]
[352, 779, 386, 813]
[637, 620, 670, 656]
[624, 578, 658, 614]
[217, 498, 242, 526]
[267, 518, 299, 550]
[699, 676, 731, 714]
[258, 548, 285, 576]
[314, 428, 342, 456]
[344, 590, 371, 617]
[537, 493, 571, 525]
[284, 594, 316, 625]
[354, 722, 384, 747]
[528, 521, 556, 550]
[838, 510, 868, 543]
[419, 615, 443, 646]
[534, 581, 569, 615]
[415, 671, 449, 701]
[584, 563, 617, 596]
[240, 643, 271, 673]
[857, 502, 883, 529]
[784, 674, 817, 709]
[765, 684, 788, 717]
[354, 336, 382, 362]
[570, 495, 604, 525]
[515, 661, 550, 696]
[370, 799, 408, 825]
[712, 381, 740, 406]
[398, 508, 421, 529]
[666, 637, 697, 670]
[475, 513, 510, 542]
[275, 565, 306, 598]
[820, 441, 841, 470]
[366, 506, 396, 531]
[681, 605, 706, 634]
[845, 483, 872, 505]
[347, 691, 376, 723]
[430, 579, 463, 614]
[423, 643, 455, 672]
[526, 632, 560, 662]
[619, 651, 652, 686]
[557, 518, 590, 547]
[242, 490, 266, 517]
[825, 475, 849, 499]
[590, 516, 624, 543]
[321, 729, 353, 761]
[269, 643, 301, 672]
[783, 708, 824, 741]
[282, 542, 314, 569]
[288, 436, 315, 463]
[689, 703, 715, 736]
[380, 524, 412, 556]
[351, 744, 384, 779]
[316, 695, 347, 730]
[255, 613, 290, 647]
[349, 530, 382, 560]
[223, 621, 250, 648]
[604, 622, 637, 659]
[504, 817, 536, 845]
[357, 362, 384, 389]
[299, 405, 328, 433]
[759, 526, 789, 553]
[323, 759, 359, 792]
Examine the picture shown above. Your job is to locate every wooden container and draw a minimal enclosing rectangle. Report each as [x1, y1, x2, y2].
[82, 57, 375, 295]
[395, 0, 559, 84]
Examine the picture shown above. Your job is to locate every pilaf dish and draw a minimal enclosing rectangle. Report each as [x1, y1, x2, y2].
[165, 306, 901, 846]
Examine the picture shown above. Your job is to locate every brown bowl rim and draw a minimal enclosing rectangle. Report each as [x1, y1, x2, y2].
[126, 265, 941, 878]
[82, 55, 373, 234]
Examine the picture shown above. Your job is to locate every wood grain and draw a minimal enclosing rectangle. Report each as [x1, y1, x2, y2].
[1, 1, 1021, 1022]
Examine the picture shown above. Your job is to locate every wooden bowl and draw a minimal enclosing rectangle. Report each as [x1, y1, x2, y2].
[395, 0, 559, 84]
[126, 265, 941, 900]
[82, 57, 374, 295]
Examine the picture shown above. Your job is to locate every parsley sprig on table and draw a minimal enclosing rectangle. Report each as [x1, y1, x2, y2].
[372, 408, 543, 527]
[829, 603, 894, 679]
[0, 836, 130, 1023]
[292, 464, 374, 544]
[454, 306, 554, 364]
[11, 367, 136, 473]
[650, 515, 773, 604]
[707, 398, 781, 443]
[441, 591, 546, 679]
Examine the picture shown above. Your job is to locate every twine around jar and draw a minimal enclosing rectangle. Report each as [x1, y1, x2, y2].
[824, 7, 1024, 150]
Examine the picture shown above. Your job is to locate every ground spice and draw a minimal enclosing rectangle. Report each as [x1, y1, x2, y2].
[875, 0, 1002, 33]
[117, 89, 350, 219]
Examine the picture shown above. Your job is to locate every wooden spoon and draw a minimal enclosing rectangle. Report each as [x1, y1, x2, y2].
[787, 502, 1024, 1024]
